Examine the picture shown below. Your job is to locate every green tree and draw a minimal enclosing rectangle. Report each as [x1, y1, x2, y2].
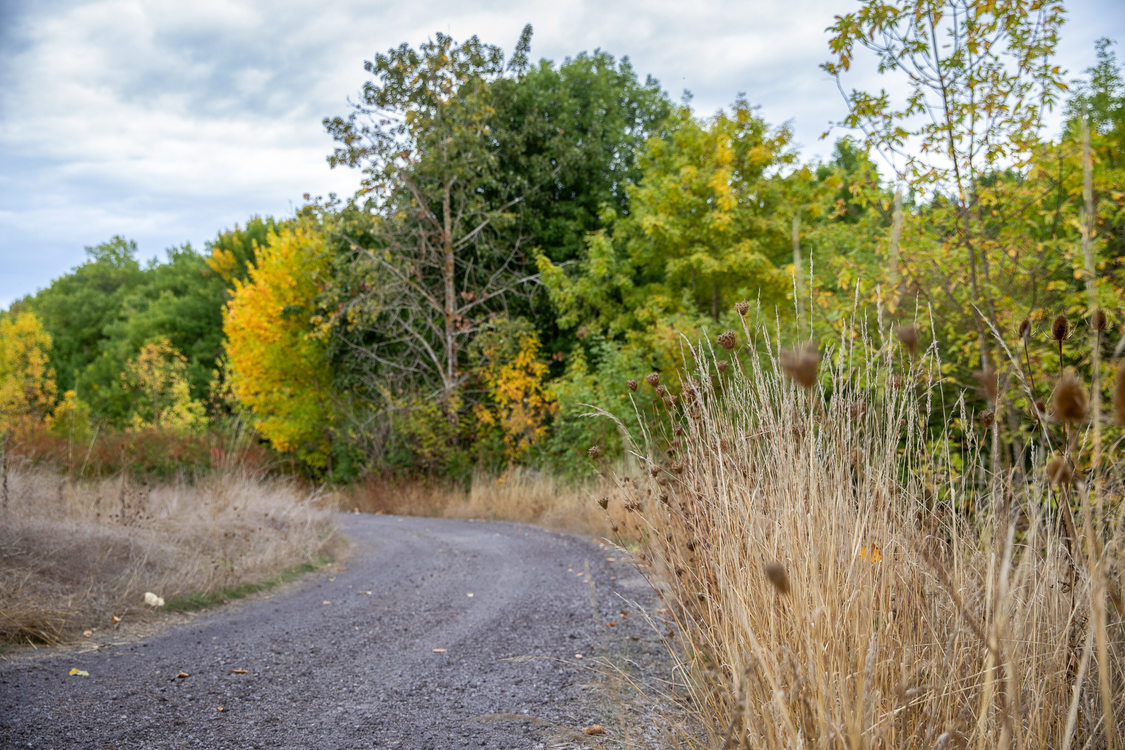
[539, 100, 795, 339]
[824, 0, 1067, 369]
[24, 237, 142, 415]
[323, 27, 538, 420]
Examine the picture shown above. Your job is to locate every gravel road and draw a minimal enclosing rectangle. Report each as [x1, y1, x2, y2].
[0, 513, 676, 749]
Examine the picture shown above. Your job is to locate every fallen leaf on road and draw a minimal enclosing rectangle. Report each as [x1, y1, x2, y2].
[82, 630, 93, 637]
[68, 668, 89, 677]
[466, 592, 473, 597]
[360, 591, 372, 595]
[574, 653, 583, 659]
[583, 724, 606, 735]
[217, 706, 224, 712]
[144, 592, 165, 607]
[111, 615, 121, 624]
[432, 648, 447, 653]
[605, 621, 616, 627]
[322, 600, 332, 605]
[228, 669, 248, 674]
[176, 672, 189, 679]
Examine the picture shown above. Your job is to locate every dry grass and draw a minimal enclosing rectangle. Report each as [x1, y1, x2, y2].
[0, 465, 337, 646]
[605, 325, 1125, 748]
[339, 466, 634, 538]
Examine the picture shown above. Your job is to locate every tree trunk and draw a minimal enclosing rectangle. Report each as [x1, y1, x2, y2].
[442, 180, 457, 424]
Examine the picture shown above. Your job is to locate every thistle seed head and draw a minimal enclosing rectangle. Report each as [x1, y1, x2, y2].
[716, 331, 737, 351]
[896, 324, 919, 356]
[1046, 456, 1073, 486]
[734, 301, 750, 317]
[973, 368, 999, 404]
[780, 344, 819, 389]
[1091, 308, 1108, 333]
[1051, 314, 1070, 343]
[763, 562, 790, 595]
[1051, 370, 1088, 424]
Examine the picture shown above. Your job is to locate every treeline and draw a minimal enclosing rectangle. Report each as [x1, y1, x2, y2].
[2, 11, 1123, 481]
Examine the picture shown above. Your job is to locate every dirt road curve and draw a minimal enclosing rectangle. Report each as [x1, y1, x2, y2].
[0, 514, 671, 749]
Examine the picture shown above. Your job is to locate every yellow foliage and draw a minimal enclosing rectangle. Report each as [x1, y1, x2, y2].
[0, 310, 57, 433]
[472, 320, 557, 460]
[122, 339, 206, 434]
[223, 220, 335, 467]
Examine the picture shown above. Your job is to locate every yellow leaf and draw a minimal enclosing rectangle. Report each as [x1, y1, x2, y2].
[68, 668, 89, 677]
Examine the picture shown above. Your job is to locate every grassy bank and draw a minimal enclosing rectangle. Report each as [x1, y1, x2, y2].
[340, 466, 635, 538]
[608, 327, 1124, 747]
[0, 466, 337, 646]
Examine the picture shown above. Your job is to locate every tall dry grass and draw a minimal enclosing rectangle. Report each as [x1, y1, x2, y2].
[0, 465, 337, 645]
[340, 466, 633, 537]
[607, 322, 1124, 748]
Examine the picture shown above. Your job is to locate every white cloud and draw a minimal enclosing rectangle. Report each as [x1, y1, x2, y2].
[1, 0, 1122, 307]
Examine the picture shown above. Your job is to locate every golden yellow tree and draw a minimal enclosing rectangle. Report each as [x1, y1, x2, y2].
[0, 310, 57, 434]
[223, 220, 336, 468]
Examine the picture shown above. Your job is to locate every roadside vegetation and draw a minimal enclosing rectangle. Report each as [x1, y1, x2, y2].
[0, 461, 336, 646]
[1, 0, 1122, 742]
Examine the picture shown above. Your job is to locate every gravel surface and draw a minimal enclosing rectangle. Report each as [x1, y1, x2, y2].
[0, 513, 680, 749]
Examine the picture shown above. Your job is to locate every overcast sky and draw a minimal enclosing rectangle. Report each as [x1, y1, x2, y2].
[1, 0, 1122, 308]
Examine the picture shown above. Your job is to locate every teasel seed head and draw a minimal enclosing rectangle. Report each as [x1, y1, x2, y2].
[896, 324, 919, 356]
[1051, 370, 1088, 423]
[597, 497, 609, 510]
[1046, 456, 1073, 486]
[763, 562, 790, 595]
[1051, 314, 1070, 343]
[780, 344, 819, 389]
[978, 409, 994, 428]
[1018, 318, 1031, 340]
[645, 372, 660, 387]
[734, 301, 750, 317]
[973, 368, 999, 404]
[1091, 308, 1108, 333]
[626, 378, 638, 392]
[716, 331, 737, 351]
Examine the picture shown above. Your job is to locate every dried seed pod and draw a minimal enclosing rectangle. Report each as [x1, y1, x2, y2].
[780, 344, 819, 389]
[978, 409, 994, 428]
[1046, 456, 1073, 485]
[716, 331, 737, 351]
[626, 379, 638, 392]
[1091, 308, 1108, 333]
[587, 445, 601, 460]
[1051, 314, 1070, 343]
[645, 372, 660, 387]
[716, 360, 729, 374]
[896, 324, 919, 356]
[973, 368, 998, 404]
[597, 497, 609, 510]
[734, 301, 750, 316]
[1018, 318, 1031, 340]
[763, 562, 790, 595]
[1051, 370, 1088, 423]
